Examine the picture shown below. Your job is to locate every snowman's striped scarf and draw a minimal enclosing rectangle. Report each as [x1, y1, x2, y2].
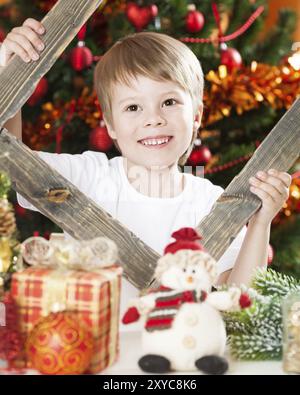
[145, 286, 207, 332]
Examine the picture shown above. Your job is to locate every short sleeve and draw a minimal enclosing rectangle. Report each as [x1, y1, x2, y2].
[17, 150, 109, 212]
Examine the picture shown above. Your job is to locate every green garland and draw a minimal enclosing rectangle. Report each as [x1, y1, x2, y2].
[222, 268, 300, 360]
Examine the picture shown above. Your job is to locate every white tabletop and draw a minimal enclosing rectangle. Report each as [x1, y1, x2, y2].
[0, 331, 288, 375]
[101, 331, 287, 375]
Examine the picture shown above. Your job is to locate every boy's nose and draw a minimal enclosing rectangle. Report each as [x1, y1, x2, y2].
[143, 113, 167, 127]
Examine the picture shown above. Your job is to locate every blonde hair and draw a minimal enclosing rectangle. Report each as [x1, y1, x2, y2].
[94, 31, 204, 165]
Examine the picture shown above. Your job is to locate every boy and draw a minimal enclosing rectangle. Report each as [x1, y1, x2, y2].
[1, 19, 291, 329]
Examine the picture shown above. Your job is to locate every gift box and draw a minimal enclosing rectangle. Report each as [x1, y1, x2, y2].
[10, 234, 123, 374]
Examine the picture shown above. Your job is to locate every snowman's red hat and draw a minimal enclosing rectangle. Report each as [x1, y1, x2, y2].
[164, 227, 206, 255]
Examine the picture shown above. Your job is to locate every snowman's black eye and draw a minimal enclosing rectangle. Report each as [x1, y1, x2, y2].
[183, 268, 186, 272]
[192, 269, 196, 274]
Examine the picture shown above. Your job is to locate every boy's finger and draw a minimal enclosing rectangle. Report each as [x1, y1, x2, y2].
[7, 32, 39, 61]
[2, 38, 31, 63]
[23, 18, 45, 34]
[13, 26, 44, 52]
[267, 169, 291, 188]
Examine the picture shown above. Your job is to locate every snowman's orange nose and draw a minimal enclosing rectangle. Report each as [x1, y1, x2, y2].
[186, 276, 194, 283]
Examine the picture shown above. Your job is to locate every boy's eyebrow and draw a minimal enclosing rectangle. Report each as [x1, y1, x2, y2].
[117, 90, 183, 105]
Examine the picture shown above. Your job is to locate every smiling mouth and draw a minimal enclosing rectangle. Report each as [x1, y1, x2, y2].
[138, 136, 173, 147]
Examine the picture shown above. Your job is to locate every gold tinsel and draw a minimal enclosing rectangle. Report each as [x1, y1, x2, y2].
[203, 62, 300, 126]
[0, 198, 16, 237]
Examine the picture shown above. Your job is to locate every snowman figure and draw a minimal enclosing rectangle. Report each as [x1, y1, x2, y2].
[122, 227, 251, 374]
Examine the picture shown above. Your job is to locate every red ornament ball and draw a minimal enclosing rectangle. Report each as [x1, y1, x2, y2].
[89, 125, 113, 152]
[0, 27, 5, 42]
[188, 145, 212, 166]
[239, 293, 252, 309]
[14, 202, 27, 217]
[27, 77, 48, 106]
[220, 47, 243, 72]
[185, 6, 205, 33]
[126, 2, 158, 31]
[69, 45, 93, 71]
[26, 312, 94, 375]
[267, 244, 274, 266]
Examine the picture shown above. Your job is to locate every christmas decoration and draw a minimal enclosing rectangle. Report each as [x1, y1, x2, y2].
[187, 140, 212, 166]
[0, 173, 21, 290]
[123, 227, 250, 374]
[11, 233, 122, 373]
[69, 24, 93, 72]
[185, 4, 205, 34]
[0, 27, 5, 42]
[69, 45, 93, 72]
[0, 198, 16, 237]
[125, 2, 158, 31]
[282, 291, 300, 373]
[0, 0, 298, 281]
[27, 77, 48, 106]
[26, 312, 94, 375]
[223, 269, 300, 361]
[0, 292, 24, 370]
[89, 121, 113, 152]
[220, 44, 243, 72]
[203, 62, 300, 126]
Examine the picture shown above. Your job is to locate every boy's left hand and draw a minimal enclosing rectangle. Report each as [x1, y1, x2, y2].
[249, 169, 291, 226]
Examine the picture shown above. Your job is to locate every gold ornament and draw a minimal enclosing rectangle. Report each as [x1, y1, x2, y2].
[0, 237, 13, 273]
[0, 198, 16, 237]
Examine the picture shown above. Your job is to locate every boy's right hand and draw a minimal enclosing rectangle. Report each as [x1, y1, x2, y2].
[0, 18, 45, 67]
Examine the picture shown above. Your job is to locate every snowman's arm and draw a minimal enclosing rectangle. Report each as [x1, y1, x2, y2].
[206, 288, 241, 311]
[134, 294, 156, 315]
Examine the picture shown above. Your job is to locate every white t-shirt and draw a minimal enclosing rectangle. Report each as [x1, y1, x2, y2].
[17, 150, 247, 331]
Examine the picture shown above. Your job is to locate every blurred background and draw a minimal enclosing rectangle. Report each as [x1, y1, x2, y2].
[0, 0, 299, 279]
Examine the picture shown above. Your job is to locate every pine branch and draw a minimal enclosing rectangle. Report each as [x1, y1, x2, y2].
[252, 268, 300, 297]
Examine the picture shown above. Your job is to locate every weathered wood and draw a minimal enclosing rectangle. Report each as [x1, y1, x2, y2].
[196, 97, 300, 259]
[0, 0, 106, 127]
[0, 129, 159, 289]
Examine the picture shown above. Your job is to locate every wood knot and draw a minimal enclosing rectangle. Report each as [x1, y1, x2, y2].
[218, 193, 245, 202]
[46, 188, 71, 203]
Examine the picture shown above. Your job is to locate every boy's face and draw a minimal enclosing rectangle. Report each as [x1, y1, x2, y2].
[104, 75, 202, 169]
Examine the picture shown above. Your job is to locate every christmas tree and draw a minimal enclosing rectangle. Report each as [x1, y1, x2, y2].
[0, 0, 299, 276]
[223, 268, 300, 360]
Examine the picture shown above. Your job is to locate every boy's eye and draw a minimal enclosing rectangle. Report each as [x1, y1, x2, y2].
[126, 104, 139, 112]
[163, 98, 177, 106]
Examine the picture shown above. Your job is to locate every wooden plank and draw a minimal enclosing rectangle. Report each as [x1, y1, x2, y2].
[0, 0, 106, 127]
[0, 129, 159, 289]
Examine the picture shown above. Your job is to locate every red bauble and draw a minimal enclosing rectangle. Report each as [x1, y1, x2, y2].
[0, 27, 5, 42]
[26, 312, 94, 375]
[220, 46, 243, 72]
[89, 125, 113, 152]
[14, 202, 27, 217]
[185, 6, 205, 33]
[188, 145, 212, 166]
[27, 77, 48, 106]
[69, 45, 93, 71]
[267, 244, 274, 266]
[239, 293, 252, 309]
[126, 2, 158, 31]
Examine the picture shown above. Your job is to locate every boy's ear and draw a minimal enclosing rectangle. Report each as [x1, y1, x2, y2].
[103, 116, 117, 140]
[194, 104, 203, 130]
